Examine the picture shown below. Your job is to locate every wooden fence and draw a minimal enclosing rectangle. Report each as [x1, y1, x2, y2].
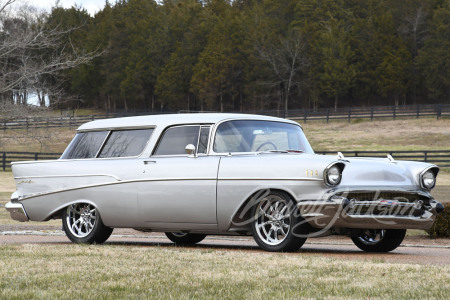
[1, 104, 450, 131]
[1, 152, 61, 171]
[1, 150, 449, 171]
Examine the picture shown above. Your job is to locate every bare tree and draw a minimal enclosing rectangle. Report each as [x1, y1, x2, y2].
[0, 0, 98, 111]
[256, 30, 309, 116]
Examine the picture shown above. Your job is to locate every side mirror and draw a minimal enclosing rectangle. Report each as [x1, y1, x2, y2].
[185, 144, 196, 156]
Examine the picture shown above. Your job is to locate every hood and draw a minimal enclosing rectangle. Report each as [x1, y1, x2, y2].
[338, 156, 436, 189]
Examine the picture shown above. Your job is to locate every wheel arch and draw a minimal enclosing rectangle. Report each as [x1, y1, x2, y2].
[229, 188, 297, 231]
[47, 199, 98, 221]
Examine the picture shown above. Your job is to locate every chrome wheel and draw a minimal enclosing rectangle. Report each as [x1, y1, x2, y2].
[65, 203, 97, 238]
[254, 194, 291, 246]
[357, 229, 385, 245]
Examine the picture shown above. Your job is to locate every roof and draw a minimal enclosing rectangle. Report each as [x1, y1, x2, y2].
[76, 113, 298, 131]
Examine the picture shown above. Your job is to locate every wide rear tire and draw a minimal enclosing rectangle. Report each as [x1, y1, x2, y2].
[62, 203, 113, 244]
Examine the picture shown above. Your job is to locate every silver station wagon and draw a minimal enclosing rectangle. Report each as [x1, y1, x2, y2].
[6, 113, 444, 252]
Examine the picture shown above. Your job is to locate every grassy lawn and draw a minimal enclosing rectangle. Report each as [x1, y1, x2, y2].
[0, 244, 448, 299]
[0, 127, 75, 153]
[302, 117, 450, 151]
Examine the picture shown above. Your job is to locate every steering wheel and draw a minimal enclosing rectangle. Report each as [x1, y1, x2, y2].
[256, 142, 277, 151]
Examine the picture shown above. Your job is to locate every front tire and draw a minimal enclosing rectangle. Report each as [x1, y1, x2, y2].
[62, 203, 113, 244]
[251, 191, 307, 252]
[165, 232, 206, 245]
[351, 229, 406, 252]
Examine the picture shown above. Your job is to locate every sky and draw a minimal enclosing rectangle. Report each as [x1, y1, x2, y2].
[25, 0, 107, 16]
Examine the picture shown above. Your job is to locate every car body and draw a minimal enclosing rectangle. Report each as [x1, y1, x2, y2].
[6, 113, 444, 252]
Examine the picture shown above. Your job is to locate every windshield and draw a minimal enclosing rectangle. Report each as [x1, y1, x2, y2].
[213, 120, 314, 154]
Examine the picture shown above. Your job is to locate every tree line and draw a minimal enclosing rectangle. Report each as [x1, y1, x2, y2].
[2, 0, 449, 114]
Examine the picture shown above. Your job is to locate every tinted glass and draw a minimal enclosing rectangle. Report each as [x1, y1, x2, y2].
[61, 131, 109, 159]
[213, 120, 314, 153]
[155, 126, 200, 155]
[98, 129, 153, 158]
[197, 126, 210, 154]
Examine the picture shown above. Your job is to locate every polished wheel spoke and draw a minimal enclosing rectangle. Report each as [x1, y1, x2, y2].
[255, 196, 292, 246]
[66, 203, 97, 238]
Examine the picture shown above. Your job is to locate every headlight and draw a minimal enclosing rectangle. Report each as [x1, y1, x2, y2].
[324, 163, 344, 186]
[421, 168, 437, 189]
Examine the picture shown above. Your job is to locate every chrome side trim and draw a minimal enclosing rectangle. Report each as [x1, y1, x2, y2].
[19, 178, 218, 201]
[18, 176, 323, 201]
[5, 202, 29, 222]
[14, 174, 122, 181]
[218, 177, 323, 182]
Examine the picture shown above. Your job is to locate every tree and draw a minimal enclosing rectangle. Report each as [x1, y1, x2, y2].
[317, 19, 355, 109]
[255, 29, 309, 115]
[0, 0, 98, 110]
[191, 2, 246, 111]
[417, 1, 450, 102]
[155, 0, 210, 111]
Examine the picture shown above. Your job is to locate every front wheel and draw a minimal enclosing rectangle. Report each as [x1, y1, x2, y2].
[62, 203, 113, 244]
[351, 229, 406, 252]
[251, 191, 307, 252]
[165, 232, 206, 245]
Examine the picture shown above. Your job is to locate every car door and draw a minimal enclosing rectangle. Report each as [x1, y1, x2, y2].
[138, 125, 220, 227]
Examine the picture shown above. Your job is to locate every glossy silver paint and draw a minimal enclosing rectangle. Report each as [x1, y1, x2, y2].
[6, 113, 442, 237]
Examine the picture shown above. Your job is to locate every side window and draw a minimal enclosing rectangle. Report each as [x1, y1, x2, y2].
[98, 129, 153, 158]
[61, 131, 109, 159]
[155, 126, 200, 155]
[197, 126, 210, 154]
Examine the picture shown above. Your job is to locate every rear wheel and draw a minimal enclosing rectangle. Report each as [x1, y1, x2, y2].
[351, 229, 406, 252]
[165, 232, 206, 245]
[251, 191, 307, 252]
[62, 203, 113, 244]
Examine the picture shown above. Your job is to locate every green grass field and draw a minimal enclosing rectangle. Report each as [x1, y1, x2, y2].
[0, 244, 449, 299]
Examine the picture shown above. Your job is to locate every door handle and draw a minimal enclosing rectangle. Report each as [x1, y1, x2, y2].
[143, 160, 156, 165]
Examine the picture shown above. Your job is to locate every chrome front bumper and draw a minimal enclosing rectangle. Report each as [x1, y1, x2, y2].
[297, 196, 443, 230]
[5, 202, 29, 222]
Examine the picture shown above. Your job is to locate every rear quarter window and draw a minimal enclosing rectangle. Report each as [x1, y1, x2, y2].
[61, 131, 109, 159]
[61, 129, 153, 159]
[98, 129, 153, 158]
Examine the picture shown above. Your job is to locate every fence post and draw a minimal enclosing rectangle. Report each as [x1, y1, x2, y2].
[424, 151, 428, 162]
[2, 152, 5, 171]
[26, 117, 29, 131]
[304, 110, 307, 123]
[393, 106, 396, 120]
[34, 153, 38, 161]
[371, 107, 374, 121]
[417, 105, 420, 119]
[437, 104, 442, 120]
[326, 108, 329, 123]
[348, 107, 351, 123]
